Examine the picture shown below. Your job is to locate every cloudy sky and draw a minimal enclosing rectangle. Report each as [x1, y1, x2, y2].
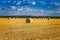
[0, 0, 60, 16]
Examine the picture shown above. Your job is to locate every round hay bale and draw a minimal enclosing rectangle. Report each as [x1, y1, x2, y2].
[26, 18, 32, 23]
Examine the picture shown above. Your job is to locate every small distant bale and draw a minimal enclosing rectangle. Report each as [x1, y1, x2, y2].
[26, 18, 32, 23]
[48, 18, 50, 20]
[8, 18, 9, 20]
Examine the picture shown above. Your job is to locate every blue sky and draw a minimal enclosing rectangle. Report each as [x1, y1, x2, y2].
[0, 0, 60, 16]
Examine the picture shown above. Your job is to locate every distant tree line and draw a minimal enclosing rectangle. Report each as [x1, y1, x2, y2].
[0, 16, 60, 19]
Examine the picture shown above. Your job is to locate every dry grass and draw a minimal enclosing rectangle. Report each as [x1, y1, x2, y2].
[0, 18, 60, 40]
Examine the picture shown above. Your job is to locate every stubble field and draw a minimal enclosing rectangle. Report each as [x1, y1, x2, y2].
[0, 18, 60, 40]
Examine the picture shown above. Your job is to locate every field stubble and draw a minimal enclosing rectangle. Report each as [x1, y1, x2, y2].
[0, 18, 60, 40]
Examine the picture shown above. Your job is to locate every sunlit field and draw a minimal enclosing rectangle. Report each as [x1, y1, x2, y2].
[0, 18, 60, 40]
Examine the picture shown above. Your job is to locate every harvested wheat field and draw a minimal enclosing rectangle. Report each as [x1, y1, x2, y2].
[0, 18, 60, 40]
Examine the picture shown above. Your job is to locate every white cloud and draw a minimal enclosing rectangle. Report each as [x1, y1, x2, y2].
[17, 8, 23, 11]
[55, 8, 60, 13]
[27, 1, 31, 4]
[0, 6, 60, 16]
[56, 11, 60, 13]
[40, 10, 45, 13]
[50, 2, 60, 6]
[16, 1, 21, 5]
[11, 6, 16, 10]
[46, 10, 55, 13]
[17, 6, 33, 11]
[40, 1, 47, 5]
[17, 7, 55, 15]
[57, 8, 60, 11]
[32, 2, 36, 5]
